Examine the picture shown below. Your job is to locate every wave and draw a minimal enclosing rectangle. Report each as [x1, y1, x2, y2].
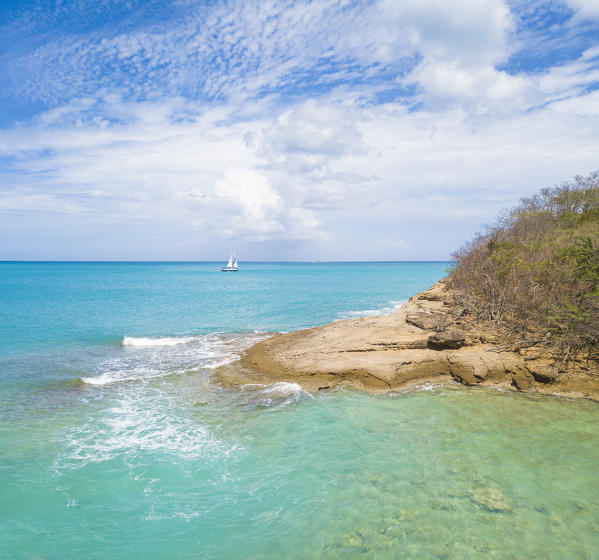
[261, 382, 304, 397]
[122, 335, 197, 347]
[336, 299, 405, 320]
[260, 382, 313, 408]
[80, 332, 270, 386]
[81, 373, 120, 386]
[80, 367, 183, 386]
[238, 381, 312, 409]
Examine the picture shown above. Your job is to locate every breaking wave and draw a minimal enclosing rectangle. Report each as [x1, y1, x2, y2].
[60, 334, 305, 470]
[240, 381, 313, 409]
[261, 381, 304, 396]
[81, 332, 269, 386]
[122, 336, 197, 347]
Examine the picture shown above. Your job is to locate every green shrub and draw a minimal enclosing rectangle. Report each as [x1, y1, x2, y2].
[450, 171, 599, 359]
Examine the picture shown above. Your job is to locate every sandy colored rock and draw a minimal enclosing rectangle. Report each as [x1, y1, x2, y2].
[511, 370, 534, 392]
[526, 360, 559, 383]
[215, 280, 599, 400]
[428, 328, 466, 349]
[447, 352, 488, 384]
[406, 312, 449, 331]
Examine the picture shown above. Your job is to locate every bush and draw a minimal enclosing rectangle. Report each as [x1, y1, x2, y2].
[450, 171, 599, 360]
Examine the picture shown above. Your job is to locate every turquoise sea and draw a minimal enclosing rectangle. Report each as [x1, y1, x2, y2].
[1, 261, 598, 559]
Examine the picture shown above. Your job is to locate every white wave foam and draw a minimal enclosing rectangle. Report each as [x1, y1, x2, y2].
[336, 300, 405, 320]
[81, 332, 269, 386]
[202, 356, 237, 370]
[81, 373, 120, 386]
[81, 370, 169, 386]
[60, 332, 279, 469]
[123, 335, 196, 347]
[262, 382, 304, 397]
[58, 392, 235, 469]
[414, 382, 437, 392]
[81, 363, 177, 386]
[238, 381, 312, 408]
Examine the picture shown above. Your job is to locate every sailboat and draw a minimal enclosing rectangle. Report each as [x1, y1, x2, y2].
[221, 252, 239, 272]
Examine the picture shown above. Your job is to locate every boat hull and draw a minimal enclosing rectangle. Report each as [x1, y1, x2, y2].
[221, 267, 239, 272]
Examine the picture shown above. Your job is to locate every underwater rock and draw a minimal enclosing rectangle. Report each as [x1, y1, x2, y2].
[471, 487, 512, 513]
[357, 525, 373, 540]
[383, 524, 405, 539]
[344, 533, 364, 548]
[369, 474, 391, 492]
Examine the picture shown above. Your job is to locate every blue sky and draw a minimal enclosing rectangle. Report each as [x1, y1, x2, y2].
[0, 0, 598, 260]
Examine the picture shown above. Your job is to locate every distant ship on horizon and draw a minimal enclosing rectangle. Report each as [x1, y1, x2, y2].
[221, 252, 239, 272]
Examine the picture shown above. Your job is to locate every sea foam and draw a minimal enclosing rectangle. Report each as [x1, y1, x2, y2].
[261, 382, 304, 397]
[237, 381, 312, 409]
[81, 332, 269, 386]
[57, 392, 234, 469]
[123, 336, 196, 347]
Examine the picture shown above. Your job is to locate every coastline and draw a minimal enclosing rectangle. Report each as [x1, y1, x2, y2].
[217, 280, 599, 401]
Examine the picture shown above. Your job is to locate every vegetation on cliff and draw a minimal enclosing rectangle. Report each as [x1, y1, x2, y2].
[451, 171, 599, 361]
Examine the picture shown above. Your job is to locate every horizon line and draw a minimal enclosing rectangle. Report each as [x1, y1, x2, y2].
[0, 259, 454, 264]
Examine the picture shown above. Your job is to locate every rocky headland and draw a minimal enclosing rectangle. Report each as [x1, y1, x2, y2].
[217, 280, 599, 400]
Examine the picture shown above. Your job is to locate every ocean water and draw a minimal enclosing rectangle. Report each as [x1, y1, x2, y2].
[1, 261, 598, 559]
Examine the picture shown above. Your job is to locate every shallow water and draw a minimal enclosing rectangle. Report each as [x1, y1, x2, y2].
[1, 262, 598, 559]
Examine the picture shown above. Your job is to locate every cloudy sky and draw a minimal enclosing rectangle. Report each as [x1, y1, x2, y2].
[0, 0, 598, 260]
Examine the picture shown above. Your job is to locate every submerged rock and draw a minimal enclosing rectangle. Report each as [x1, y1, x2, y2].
[368, 474, 391, 492]
[471, 487, 512, 513]
[357, 525, 373, 540]
[344, 533, 364, 548]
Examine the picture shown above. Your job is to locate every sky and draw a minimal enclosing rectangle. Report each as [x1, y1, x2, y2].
[0, 0, 598, 261]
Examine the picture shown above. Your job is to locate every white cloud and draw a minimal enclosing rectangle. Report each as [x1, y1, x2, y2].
[1, 0, 598, 259]
[565, 0, 599, 18]
[380, 0, 514, 65]
[2, 0, 520, 112]
[408, 61, 536, 114]
[6, 0, 411, 105]
[1, 81, 598, 259]
[376, 0, 538, 116]
[549, 88, 599, 116]
[582, 45, 599, 60]
[0, 192, 84, 214]
[263, 101, 363, 159]
[214, 168, 284, 238]
[537, 59, 599, 98]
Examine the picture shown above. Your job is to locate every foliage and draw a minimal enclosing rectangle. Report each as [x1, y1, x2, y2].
[450, 171, 599, 360]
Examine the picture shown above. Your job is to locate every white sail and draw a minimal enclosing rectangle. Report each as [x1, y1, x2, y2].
[221, 252, 239, 271]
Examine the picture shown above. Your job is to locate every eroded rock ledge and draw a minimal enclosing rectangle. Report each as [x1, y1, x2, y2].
[216, 280, 599, 400]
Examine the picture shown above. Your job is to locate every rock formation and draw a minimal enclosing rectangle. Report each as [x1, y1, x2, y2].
[216, 280, 599, 400]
